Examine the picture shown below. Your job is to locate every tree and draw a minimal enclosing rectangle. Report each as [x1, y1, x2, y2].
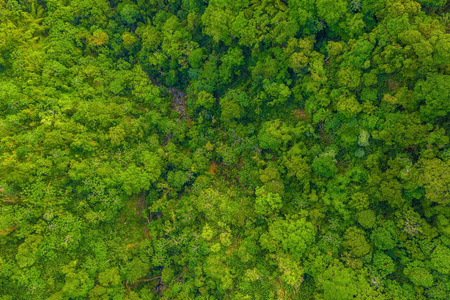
[319, 260, 358, 300]
[414, 74, 450, 121]
[312, 152, 338, 178]
[357, 209, 376, 229]
[316, 0, 347, 27]
[260, 216, 315, 260]
[373, 251, 396, 275]
[220, 95, 243, 123]
[283, 150, 311, 184]
[430, 245, 450, 275]
[419, 158, 450, 206]
[404, 261, 434, 288]
[254, 186, 282, 217]
[201, 4, 235, 45]
[120, 4, 140, 25]
[343, 226, 370, 257]
[371, 221, 398, 251]
[258, 120, 292, 151]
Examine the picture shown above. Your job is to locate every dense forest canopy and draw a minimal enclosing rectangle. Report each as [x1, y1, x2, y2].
[0, 0, 449, 299]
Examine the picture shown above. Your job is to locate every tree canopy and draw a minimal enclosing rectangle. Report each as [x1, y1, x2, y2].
[0, 0, 449, 299]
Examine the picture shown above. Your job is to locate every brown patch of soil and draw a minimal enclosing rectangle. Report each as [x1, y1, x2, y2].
[209, 161, 218, 175]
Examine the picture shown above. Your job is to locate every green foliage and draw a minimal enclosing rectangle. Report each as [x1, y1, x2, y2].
[319, 261, 358, 300]
[357, 209, 376, 229]
[257, 120, 292, 151]
[312, 152, 338, 178]
[414, 75, 450, 121]
[404, 261, 434, 288]
[343, 226, 371, 257]
[254, 186, 282, 217]
[430, 245, 450, 275]
[120, 4, 140, 25]
[373, 252, 396, 275]
[371, 221, 398, 250]
[260, 216, 315, 260]
[419, 158, 450, 205]
[0, 0, 449, 298]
